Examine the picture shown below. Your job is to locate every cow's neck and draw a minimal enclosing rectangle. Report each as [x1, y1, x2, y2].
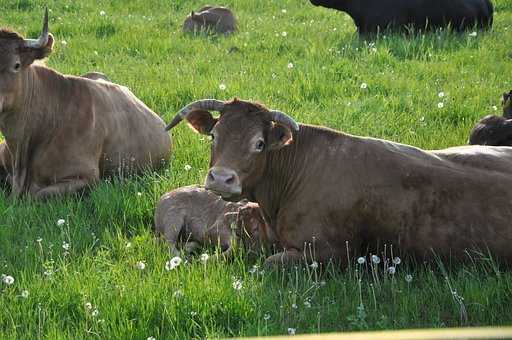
[0, 65, 68, 194]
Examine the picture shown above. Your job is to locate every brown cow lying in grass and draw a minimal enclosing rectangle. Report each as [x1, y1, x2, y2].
[155, 185, 276, 257]
[183, 6, 237, 35]
[469, 91, 512, 146]
[0, 11, 171, 199]
[166, 98, 512, 267]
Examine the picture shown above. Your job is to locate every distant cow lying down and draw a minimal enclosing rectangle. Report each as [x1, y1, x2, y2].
[183, 6, 237, 35]
[0, 11, 171, 199]
[155, 185, 276, 256]
[166, 98, 512, 267]
[469, 91, 512, 146]
[309, 0, 494, 35]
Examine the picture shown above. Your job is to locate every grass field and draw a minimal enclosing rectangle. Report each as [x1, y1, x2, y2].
[1, 0, 512, 338]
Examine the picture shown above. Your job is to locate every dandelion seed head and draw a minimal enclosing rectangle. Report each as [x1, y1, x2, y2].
[184, 164, 192, 171]
[392, 257, 401, 265]
[166, 257, 182, 271]
[136, 261, 146, 270]
[281, 31, 287, 37]
[100, 10, 106, 16]
[56, 219, 66, 227]
[388, 266, 396, 275]
[92, 309, 99, 317]
[310, 261, 319, 269]
[232, 278, 243, 291]
[405, 274, 413, 282]
[287, 62, 294, 69]
[438, 91, 445, 98]
[469, 31, 477, 37]
[360, 82, 368, 89]
[200, 253, 209, 263]
[288, 328, 296, 335]
[2, 275, 14, 285]
[219, 83, 226, 91]
[371, 255, 381, 264]
[21, 290, 29, 298]
[357, 256, 366, 264]
[292, 303, 298, 309]
[62, 242, 70, 251]
[437, 102, 444, 109]
[264, 313, 271, 320]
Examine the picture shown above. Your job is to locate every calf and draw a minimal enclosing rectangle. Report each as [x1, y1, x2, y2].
[0, 10, 171, 199]
[183, 6, 237, 35]
[167, 98, 512, 267]
[309, 0, 494, 35]
[469, 91, 512, 146]
[154, 185, 275, 256]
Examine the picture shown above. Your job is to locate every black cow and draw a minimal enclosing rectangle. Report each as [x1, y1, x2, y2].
[309, 0, 494, 35]
[469, 91, 512, 146]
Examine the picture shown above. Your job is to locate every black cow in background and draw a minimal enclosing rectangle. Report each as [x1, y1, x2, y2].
[469, 91, 512, 146]
[309, 0, 494, 35]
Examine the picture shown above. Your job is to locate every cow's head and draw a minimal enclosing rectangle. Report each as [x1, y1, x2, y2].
[166, 98, 299, 201]
[503, 90, 512, 119]
[0, 9, 53, 114]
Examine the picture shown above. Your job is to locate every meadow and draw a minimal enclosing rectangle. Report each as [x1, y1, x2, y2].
[1, 0, 512, 338]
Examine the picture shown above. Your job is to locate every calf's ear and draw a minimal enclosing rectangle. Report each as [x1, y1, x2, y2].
[186, 109, 218, 134]
[268, 123, 293, 150]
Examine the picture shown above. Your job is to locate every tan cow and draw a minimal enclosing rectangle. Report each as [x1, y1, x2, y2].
[183, 6, 237, 35]
[469, 90, 512, 146]
[155, 185, 275, 256]
[0, 11, 171, 199]
[166, 98, 512, 267]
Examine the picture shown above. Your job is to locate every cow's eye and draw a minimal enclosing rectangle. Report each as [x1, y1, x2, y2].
[13, 62, 21, 72]
[209, 133, 215, 141]
[255, 139, 265, 152]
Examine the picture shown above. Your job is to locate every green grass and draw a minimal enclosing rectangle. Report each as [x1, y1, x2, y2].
[1, 0, 512, 338]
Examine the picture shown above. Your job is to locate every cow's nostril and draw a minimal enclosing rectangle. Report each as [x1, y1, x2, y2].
[208, 172, 215, 182]
[225, 176, 235, 185]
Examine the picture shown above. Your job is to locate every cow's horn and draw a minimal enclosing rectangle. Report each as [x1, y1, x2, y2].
[24, 8, 49, 49]
[269, 110, 300, 131]
[165, 99, 225, 131]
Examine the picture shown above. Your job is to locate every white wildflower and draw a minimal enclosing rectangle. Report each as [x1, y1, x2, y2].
[357, 256, 366, 264]
[310, 261, 319, 269]
[493, 105, 498, 111]
[147, 337, 156, 340]
[85, 302, 93, 310]
[137, 192, 142, 197]
[184, 164, 192, 171]
[264, 313, 271, 320]
[165, 257, 182, 271]
[199, 253, 209, 263]
[21, 290, 29, 298]
[100, 10, 106, 16]
[62, 242, 70, 251]
[371, 255, 381, 264]
[469, 31, 477, 37]
[92, 309, 99, 317]
[437, 102, 444, 109]
[287, 62, 294, 69]
[288, 328, 296, 335]
[281, 31, 287, 37]
[57, 219, 66, 226]
[388, 266, 396, 275]
[438, 91, 445, 98]
[392, 257, 401, 265]
[60, 40, 67, 46]
[304, 300, 311, 308]
[126, 242, 132, 248]
[292, 303, 298, 309]
[249, 264, 259, 274]
[136, 261, 146, 270]
[36, 238, 43, 243]
[2, 275, 14, 285]
[405, 274, 413, 283]
[360, 82, 368, 89]
[281, 9, 287, 13]
[173, 290, 184, 298]
[219, 83, 226, 91]
[232, 278, 243, 291]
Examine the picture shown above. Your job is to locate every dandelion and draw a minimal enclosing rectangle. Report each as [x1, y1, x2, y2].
[136, 261, 146, 270]
[99, 10, 106, 16]
[292, 303, 298, 309]
[281, 31, 287, 37]
[165, 256, 182, 271]
[437, 102, 444, 109]
[184, 164, 192, 171]
[249, 264, 259, 274]
[137, 192, 142, 197]
[287, 62, 294, 69]
[232, 278, 243, 291]
[92, 309, 99, 317]
[371, 47, 377, 53]
[360, 82, 368, 89]
[371, 255, 380, 264]
[173, 290, 184, 298]
[281, 9, 287, 13]
[392, 257, 401, 265]
[357, 256, 366, 264]
[405, 274, 413, 283]
[60, 40, 67, 46]
[62, 242, 70, 251]
[388, 266, 396, 275]
[304, 299, 312, 308]
[271, 73, 277, 79]
[310, 261, 319, 269]
[493, 105, 498, 111]
[94, 51, 99, 56]
[85, 302, 93, 310]
[199, 253, 209, 263]
[2, 275, 14, 285]
[36, 238, 43, 243]
[126, 242, 132, 248]
[147, 337, 156, 340]
[43, 270, 53, 277]
[264, 313, 271, 320]
[420, 116, 425, 122]
[57, 219, 66, 226]
[469, 31, 477, 37]
[219, 83, 226, 91]
[288, 328, 296, 335]
[438, 91, 445, 98]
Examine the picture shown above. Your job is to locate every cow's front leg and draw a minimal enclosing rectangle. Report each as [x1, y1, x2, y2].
[0, 142, 12, 189]
[264, 248, 304, 268]
[33, 178, 96, 200]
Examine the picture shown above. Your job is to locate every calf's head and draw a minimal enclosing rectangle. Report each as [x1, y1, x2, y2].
[503, 90, 512, 119]
[166, 98, 299, 201]
[0, 9, 53, 114]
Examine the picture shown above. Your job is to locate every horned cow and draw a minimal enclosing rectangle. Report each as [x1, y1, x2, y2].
[167, 98, 512, 267]
[0, 11, 171, 199]
[469, 91, 512, 146]
[183, 6, 237, 35]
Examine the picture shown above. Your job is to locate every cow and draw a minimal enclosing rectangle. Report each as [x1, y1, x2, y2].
[154, 185, 276, 256]
[0, 10, 171, 199]
[166, 98, 512, 267]
[183, 6, 237, 35]
[308, 0, 494, 35]
[469, 91, 512, 146]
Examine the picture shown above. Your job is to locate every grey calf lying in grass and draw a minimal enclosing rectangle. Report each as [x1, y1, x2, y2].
[155, 185, 275, 256]
[469, 90, 512, 146]
[183, 6, 237, 35]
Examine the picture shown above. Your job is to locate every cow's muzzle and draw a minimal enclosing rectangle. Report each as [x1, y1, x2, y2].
[205, 166, 242, 198]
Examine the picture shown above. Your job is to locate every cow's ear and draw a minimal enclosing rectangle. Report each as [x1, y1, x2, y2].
[268, 123, 293, 150]
[186, 109, 218, 135]
[20, 33, 54, 66]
